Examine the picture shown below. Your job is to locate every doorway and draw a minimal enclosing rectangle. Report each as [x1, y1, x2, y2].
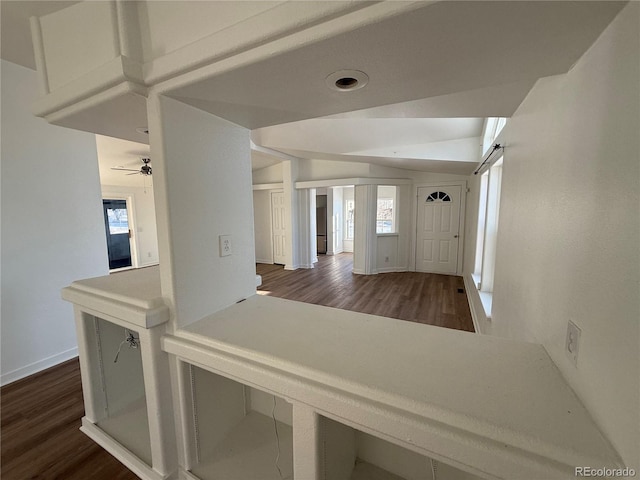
[316, 194, 327, 254]
[415, 184, 463, 275]
[271, 191, 286, 265]
[102, 199, 132, 270]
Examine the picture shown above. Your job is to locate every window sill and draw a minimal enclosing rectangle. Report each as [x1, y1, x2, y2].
[471, 273, 492, 320]
[376, 233, 399, 237]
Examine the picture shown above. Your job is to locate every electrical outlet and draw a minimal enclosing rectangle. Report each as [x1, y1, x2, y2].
[385, 256, 389, 263]
[219, 235, 232, 257]
[565, 320, 581, 366]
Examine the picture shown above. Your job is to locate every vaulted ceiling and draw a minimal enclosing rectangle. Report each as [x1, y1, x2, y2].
[1, 1, 627, 176]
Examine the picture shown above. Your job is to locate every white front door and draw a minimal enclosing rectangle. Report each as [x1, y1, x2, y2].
[271, 191, 286, 265]
[416, 185, 462, 274]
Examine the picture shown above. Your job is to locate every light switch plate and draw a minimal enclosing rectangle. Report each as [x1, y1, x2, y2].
[219, 235, 232, 257]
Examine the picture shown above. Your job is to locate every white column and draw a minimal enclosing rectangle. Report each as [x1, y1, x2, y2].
[295, 188, 315, 268]
[293, 405, 322, 480]
[353, 184, 378, 275]
[309, 188, 318, 265]
[326, 188, 335, 256]
[282, 159, 299, 270]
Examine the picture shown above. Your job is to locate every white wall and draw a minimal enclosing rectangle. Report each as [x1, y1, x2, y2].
[0, 60, 109, 385]
[252, 162, 283, 184]
[148, 96, 256, 330]
[478, 4, 639, 468]
[298, 158, 370, 180]
[101, 184, 159, 267]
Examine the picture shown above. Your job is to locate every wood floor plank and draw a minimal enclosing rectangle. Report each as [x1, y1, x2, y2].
[257, 253, 474, 332]
[1, 359, 137, 480]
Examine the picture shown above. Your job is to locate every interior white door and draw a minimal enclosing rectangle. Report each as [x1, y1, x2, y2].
[271, 191, 287, 265]
[416, 185, 462, 274]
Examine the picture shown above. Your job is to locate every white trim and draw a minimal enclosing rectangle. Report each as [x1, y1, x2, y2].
[0, 347, 78, 386]
[255, 258, 274, 265]
[284, 263, 314, 270]
[463, 274, 482, 335]
[296, 177, 411, 189]
[377, 266, 407, 274]
[252, 182, 284, 191]
[29, 16, 49, 94]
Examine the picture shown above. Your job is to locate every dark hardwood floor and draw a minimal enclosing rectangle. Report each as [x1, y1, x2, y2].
[1, 254, 473, 479]
[257, 253, 474, 332]
[1, 359, 137, 480]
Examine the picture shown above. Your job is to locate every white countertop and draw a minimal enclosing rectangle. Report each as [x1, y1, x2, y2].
[172, 294, 621, 477]
[62, 266, 169, 328]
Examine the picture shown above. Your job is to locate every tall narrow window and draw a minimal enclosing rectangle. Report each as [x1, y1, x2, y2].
[345, 199, 355, 239]
[376, 186, 397, 234]
[473, 157, 503, 316]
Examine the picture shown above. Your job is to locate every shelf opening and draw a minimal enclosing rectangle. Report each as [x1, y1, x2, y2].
[93, 317, 151, 465]
[321, 415, 482, 480]
[189, 366, 293, 480]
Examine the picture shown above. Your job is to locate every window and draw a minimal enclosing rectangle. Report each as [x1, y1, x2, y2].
[345, 199, 355, 239]
[426, 191, 451, 202]
[482, 117, 507, 155]
[106, 208, 129, 234]
[474, 157, 503, 317]
[376, 186, 397, 234]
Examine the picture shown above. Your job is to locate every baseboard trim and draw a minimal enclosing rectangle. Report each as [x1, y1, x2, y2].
[377, 266, 408, 273]
[1, 346, 79, 386]
[463, 274, 482, 335]
[284, 263, 314, 271]
[352, 268, 378, 275]
[255, 259, 274, 264]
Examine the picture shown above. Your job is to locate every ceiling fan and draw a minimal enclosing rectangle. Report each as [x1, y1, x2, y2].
[111, 157, 152, 176]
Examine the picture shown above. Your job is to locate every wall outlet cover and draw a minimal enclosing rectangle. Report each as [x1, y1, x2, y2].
[219, 235, 232, 257]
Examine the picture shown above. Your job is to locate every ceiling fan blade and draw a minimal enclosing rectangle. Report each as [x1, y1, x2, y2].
[111, 167, 141, 172]
[126, 172, 140, 175]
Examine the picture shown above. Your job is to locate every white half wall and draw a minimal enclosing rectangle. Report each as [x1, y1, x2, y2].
[148, 95, 256, 330]
[490, 4, 639, 468]
[1, 60, 109, 385]
[101, 185, 160, 267]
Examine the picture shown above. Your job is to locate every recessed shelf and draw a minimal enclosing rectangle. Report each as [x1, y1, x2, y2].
[188, 366, 293, 480]
[322, 415, 480, 480]
[98, 397, 151, 466]
[93, 318, 152, 466]
[351, 461, 407, 480]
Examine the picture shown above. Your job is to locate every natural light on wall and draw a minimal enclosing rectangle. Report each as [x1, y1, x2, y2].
[376, 186, 397, 234]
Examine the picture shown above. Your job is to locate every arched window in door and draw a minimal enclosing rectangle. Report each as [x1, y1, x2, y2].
[425, 191, 451, 202]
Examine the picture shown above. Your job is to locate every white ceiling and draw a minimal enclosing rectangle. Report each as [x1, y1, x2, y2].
[169, 1, 624, 129]
[0, 1, 81, 69]
[2, 1, 626, 177]
[96, 135, 153, 188]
